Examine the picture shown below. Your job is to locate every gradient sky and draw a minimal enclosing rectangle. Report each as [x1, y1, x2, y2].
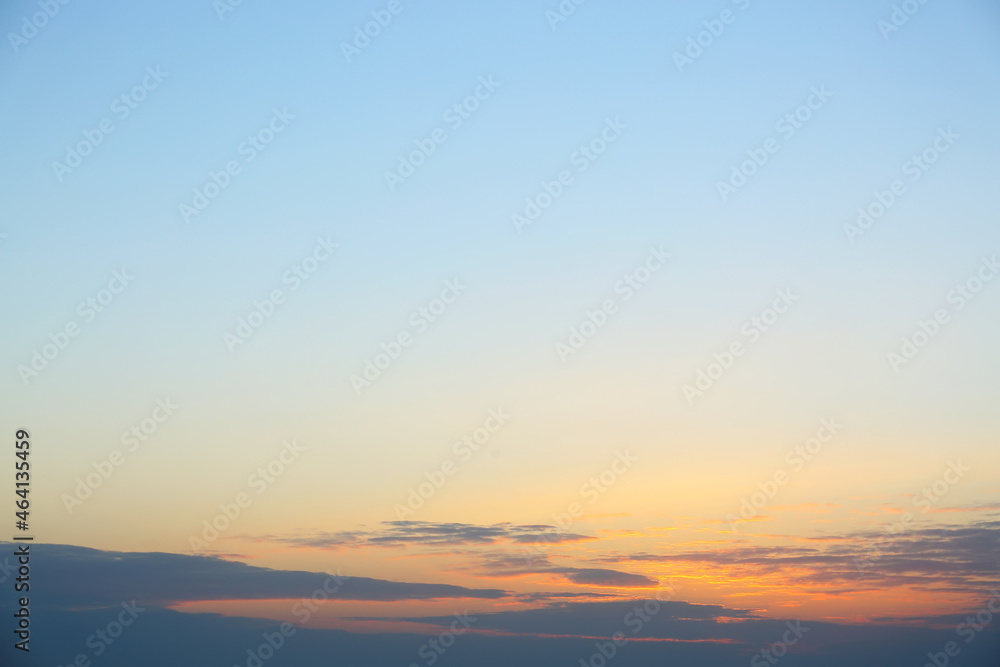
[1, 0, 999, 663]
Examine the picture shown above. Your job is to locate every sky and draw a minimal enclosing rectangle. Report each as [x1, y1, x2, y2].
[1, 0, 999, 664]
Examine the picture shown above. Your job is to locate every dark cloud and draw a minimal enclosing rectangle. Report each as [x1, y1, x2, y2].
[364, 597, 1000, 665]
[560, 568, 658, 587]
[513, 591, 620, 603]
[474, 551, 659, 587]
[7, 544, 1000, 667]
[9, 604, 1000, 667]
[19, 543, 508, 608]
[256, 520, 595, 549]
[394, 599, 757, 639]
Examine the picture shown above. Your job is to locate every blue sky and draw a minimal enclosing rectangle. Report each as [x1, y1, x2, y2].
[3, 0, 998, 487]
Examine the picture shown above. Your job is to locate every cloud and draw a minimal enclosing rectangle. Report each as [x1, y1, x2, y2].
[512, 591, 620, 603]
[20, 543, 509, 608]
[599, 520, 1000, 595]
[255, 521, 596, 549]
[12, 603, 999, 667]
[561, 568, 658, 587]
[473, 552, 659, 588]
[926, 502, 1000, 515]
[9, 544, 1000, 667]
[371, 599, 758, 641]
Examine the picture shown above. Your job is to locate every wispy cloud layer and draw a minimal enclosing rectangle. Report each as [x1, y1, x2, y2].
[254, 520, 596, 548]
